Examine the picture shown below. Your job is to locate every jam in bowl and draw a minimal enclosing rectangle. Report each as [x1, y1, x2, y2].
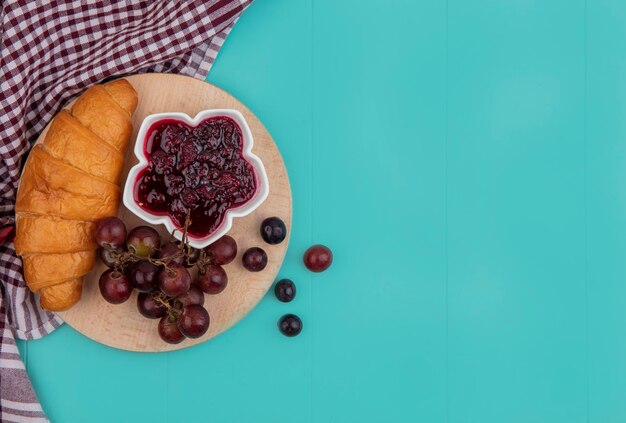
[123, 110, 269, 249]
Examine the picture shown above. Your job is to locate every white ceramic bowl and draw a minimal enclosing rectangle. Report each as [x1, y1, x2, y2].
[123, 109, 270, 249]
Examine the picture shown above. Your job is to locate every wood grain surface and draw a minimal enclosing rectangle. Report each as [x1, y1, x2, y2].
[40, 74, 293, 352]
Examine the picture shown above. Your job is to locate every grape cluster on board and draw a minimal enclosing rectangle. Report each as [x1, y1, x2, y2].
[94, 214, 332, 341]
[94, 216, 247, 344]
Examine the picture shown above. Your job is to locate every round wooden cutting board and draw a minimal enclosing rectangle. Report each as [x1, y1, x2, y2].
[36, 74, 292, 352]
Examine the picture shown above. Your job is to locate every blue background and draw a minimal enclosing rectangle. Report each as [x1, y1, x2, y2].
[16, 0, 626, 421]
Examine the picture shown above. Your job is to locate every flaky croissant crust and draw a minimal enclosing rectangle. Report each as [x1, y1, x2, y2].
[15, 79, 138, 311]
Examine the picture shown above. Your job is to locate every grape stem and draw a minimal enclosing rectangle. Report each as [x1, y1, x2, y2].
[113, 250, 183, 272]
[113, 211, 194, 273]
[171, 211, 198, 267]
[195, 249, 213, 274]
[152, 291, 180, 320]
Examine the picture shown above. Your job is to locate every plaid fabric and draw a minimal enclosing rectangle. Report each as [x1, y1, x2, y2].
[0, 1, 252, 421]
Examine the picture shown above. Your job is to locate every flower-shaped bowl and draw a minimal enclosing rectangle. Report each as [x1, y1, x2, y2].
[123, 109, 269, 249]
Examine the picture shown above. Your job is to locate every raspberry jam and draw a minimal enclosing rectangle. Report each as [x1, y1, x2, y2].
[134, 117, 257, 237]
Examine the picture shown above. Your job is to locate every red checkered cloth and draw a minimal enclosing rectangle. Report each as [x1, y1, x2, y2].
[0, 1, 252, 421]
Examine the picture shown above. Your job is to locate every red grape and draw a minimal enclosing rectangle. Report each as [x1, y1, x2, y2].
[158, 263, 191, 297]
[128, 261, 159, 292]
[158, 315, 185, 344]
[303, 245, 333, 272]
[197, 264, 227, 295]
[204, 235, 237, 265]
[99, 269, 132, 304]
[94, 217, 127, 250]
[177, 285, 205, 307]
[98, 247, 123, 268]
[157, 242, 185, 265]
[242, 247, 267, 272]
[137, 291, 167, 319]
[278, 314, 302, 337]
[274, 279, 296, 302]
[127, 226, 160, 257]
[177, 304, 210, 338]
[260, 217, 287, 245]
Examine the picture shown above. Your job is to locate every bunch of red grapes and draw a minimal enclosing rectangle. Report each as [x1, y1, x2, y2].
[94, 216, 242, 344]
[94, 214, 330, 341]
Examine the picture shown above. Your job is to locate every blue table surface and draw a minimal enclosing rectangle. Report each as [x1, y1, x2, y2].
[16, 0, 626, 421]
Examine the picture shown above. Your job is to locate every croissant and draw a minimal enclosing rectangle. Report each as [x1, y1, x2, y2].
[15, 79, 138, 311]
